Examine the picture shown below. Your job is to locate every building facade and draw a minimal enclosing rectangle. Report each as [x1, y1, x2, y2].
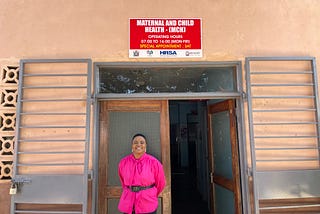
[1, 0, 320, 213]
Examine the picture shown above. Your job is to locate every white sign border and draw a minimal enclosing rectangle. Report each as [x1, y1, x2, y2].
[129, 18, 203, 58]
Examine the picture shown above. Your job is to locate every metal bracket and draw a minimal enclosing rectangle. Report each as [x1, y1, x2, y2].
[12, 177, 32, 184]
[88, 170, 93, 180]
[241, 91, 247, 101]
[90, 94, 96, 105]
[11, 177, 32, 194]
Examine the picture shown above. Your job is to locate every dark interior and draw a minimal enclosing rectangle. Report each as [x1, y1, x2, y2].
[169, 100, 210, 214]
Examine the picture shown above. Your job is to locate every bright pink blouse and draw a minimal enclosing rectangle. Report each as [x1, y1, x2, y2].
[118, 153, 166, 214]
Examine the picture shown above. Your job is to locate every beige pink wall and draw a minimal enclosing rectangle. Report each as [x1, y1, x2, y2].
[0, 0, 319, 62]
[0, 183, 10, 214]
[0, 1, 319, 213]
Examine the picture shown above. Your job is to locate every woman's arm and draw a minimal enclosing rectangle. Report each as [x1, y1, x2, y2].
[154, 160, 166, 196]
[118, 161, 126, 189]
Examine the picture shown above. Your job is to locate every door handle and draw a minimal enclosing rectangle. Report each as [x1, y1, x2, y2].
[210, 172, 214, 183]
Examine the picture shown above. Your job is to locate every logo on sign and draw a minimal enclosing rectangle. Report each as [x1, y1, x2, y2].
[133, 50, 139, 56]
[185, 51, 201, 57]
[160, 50, 177, 56]
[147, 50, 154, 56]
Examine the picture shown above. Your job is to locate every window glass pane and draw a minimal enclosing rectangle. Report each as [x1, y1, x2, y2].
[214, 184, 235, 214]
[99, 67, 236, 93]
[212, 110, 233, 179]
[107, 112, 161, 186]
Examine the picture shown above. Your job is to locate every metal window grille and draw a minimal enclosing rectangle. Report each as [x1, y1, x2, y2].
[11, 59, 92, 214]
[246, 57, 320, 213]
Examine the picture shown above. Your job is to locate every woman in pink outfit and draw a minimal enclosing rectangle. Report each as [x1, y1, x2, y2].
[118, 134, 166, 214]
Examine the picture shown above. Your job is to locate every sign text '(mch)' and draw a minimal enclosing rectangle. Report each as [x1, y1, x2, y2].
[137, 19, 195, 33]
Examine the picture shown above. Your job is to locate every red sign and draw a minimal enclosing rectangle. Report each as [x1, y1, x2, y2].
[129, 18, 202, 58]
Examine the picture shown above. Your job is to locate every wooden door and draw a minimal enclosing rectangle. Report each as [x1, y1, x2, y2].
[98, 100, 171, 214]
[207, 100, 241, 214]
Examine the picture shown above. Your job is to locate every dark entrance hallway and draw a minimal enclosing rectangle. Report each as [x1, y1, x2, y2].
[169, 100, 210, 214]
[171, 168, 210, 214]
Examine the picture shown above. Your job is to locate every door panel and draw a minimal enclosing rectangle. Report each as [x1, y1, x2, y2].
[98, 100, 171, 214]
[208, 100, 241, 214]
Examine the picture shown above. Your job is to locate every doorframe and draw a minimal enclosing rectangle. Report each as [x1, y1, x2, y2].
[91, 61, 250, 214]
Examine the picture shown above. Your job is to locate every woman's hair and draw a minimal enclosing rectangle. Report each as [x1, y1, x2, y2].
[131, 133, 147, 143]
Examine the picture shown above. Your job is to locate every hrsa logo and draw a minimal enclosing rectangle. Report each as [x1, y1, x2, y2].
[160, 50, 177, 56]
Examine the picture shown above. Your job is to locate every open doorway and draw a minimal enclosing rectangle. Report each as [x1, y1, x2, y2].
[169, 99, 242, 214]
[169, 100, 210, 214]
[94, 61, 245, 213]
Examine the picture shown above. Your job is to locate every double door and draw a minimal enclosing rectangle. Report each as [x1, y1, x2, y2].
[98, 99, 242, 214]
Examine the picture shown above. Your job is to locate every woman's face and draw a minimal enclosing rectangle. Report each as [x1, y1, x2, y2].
[132, 136, 147, 156]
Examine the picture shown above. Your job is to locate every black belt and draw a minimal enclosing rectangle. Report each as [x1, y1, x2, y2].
[127, 184, 155, 192]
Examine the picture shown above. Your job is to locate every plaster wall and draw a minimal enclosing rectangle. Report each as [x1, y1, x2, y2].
[0, 183, 11, 214]
[0, 0, 319, 62]
[1, 0, 320, 213]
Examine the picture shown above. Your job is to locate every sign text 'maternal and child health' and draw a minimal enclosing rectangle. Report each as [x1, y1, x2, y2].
[129, 18, 202, 58]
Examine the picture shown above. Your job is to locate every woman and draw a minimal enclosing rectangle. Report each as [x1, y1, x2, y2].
[118, 134, 166, 214]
